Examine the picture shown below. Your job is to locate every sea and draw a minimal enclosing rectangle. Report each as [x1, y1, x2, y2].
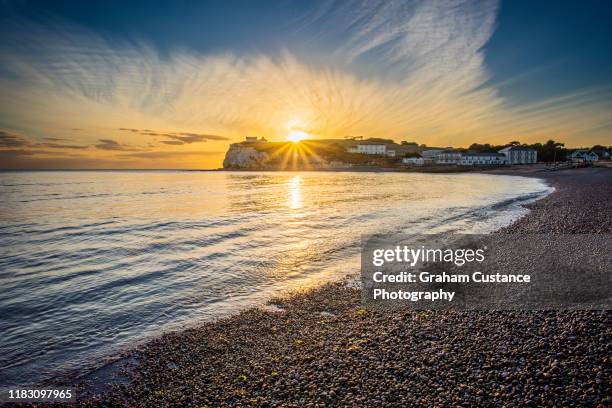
[0, 170, 552, 386]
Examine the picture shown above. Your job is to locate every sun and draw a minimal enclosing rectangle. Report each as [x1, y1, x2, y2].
[287, 130, 308, 143]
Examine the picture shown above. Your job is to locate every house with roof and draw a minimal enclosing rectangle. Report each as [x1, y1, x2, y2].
[570, 150, 599, 162]
[401, 157, 430, 166]
[347, 142, 396, 157]
[591, 148, 610, 160]
[433, 149, 462, 165]
[498, 146, 538, 164]
[421, 149, 444, 159]
[348, 142, 386, 155]
[459, 152, 507, 166]
[244, 136, 267, 143]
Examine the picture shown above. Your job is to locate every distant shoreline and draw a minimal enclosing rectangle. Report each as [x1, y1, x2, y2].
[1, 162, 607, 174]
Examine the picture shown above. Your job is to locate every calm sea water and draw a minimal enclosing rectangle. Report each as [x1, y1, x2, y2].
[0, 171, 551, 386]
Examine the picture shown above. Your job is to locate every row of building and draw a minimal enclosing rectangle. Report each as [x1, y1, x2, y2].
[240, 136, 607, 166]
[569, 149, 606, 162]
[347, 143, 397, 157]
[347, 143, 537, 166]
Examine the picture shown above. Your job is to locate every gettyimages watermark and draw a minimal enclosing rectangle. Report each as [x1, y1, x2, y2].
[361, 234, 611, 310]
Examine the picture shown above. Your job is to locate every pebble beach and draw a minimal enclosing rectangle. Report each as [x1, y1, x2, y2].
[65, 167, 612, 406]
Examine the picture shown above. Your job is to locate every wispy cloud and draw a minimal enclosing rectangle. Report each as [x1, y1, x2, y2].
[119, 150, 221, 159]
[0, 130, 30, 148]
[40, 142, 89, 149]
[44, 137, 71, 141]
[94, 139, 142, 151]
[0, 130, 88, 150]
[0, 149, 42, 157]
[118, 128, 229, 144]
[164, 134, 224, 144]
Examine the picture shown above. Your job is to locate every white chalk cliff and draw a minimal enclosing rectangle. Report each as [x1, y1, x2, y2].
[223, 144, 269, 169]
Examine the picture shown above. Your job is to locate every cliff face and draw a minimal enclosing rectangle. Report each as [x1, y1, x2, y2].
[223, 144, 270, 169]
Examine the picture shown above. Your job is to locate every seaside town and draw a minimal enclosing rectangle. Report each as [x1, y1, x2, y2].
[223, 136, 611, 170]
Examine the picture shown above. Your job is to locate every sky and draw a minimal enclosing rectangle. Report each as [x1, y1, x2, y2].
[0, 0, 610, 169]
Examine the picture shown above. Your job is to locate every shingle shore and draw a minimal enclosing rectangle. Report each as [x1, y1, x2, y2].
[67, 167, 612, 407]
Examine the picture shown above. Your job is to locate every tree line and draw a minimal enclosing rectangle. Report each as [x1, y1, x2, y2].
[466, 140, 611, 162]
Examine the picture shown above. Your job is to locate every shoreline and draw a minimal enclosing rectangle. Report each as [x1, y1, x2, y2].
[1, 162, 605, 174]
[50, 167, 612, 405]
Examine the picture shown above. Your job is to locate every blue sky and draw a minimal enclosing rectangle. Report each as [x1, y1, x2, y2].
[0, 0, 610, 168]
[484, 0, 612, 104]
[4, 0, 609, 100]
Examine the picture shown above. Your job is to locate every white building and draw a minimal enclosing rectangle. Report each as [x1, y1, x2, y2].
[434, 149, 462, 165]
[348, 143, 387, 155]
[498, 146, 537, 164]
[421, 149, 444, 159]
[595, 150, 610, 160]
[587, 152, 599, 161]
[570, 150, 599, 162]
[402, 157, 425, 166]
[460, 152, 507, 166]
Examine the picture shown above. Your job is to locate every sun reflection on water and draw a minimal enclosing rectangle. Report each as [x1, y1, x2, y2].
[288, 175, 302, 209]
